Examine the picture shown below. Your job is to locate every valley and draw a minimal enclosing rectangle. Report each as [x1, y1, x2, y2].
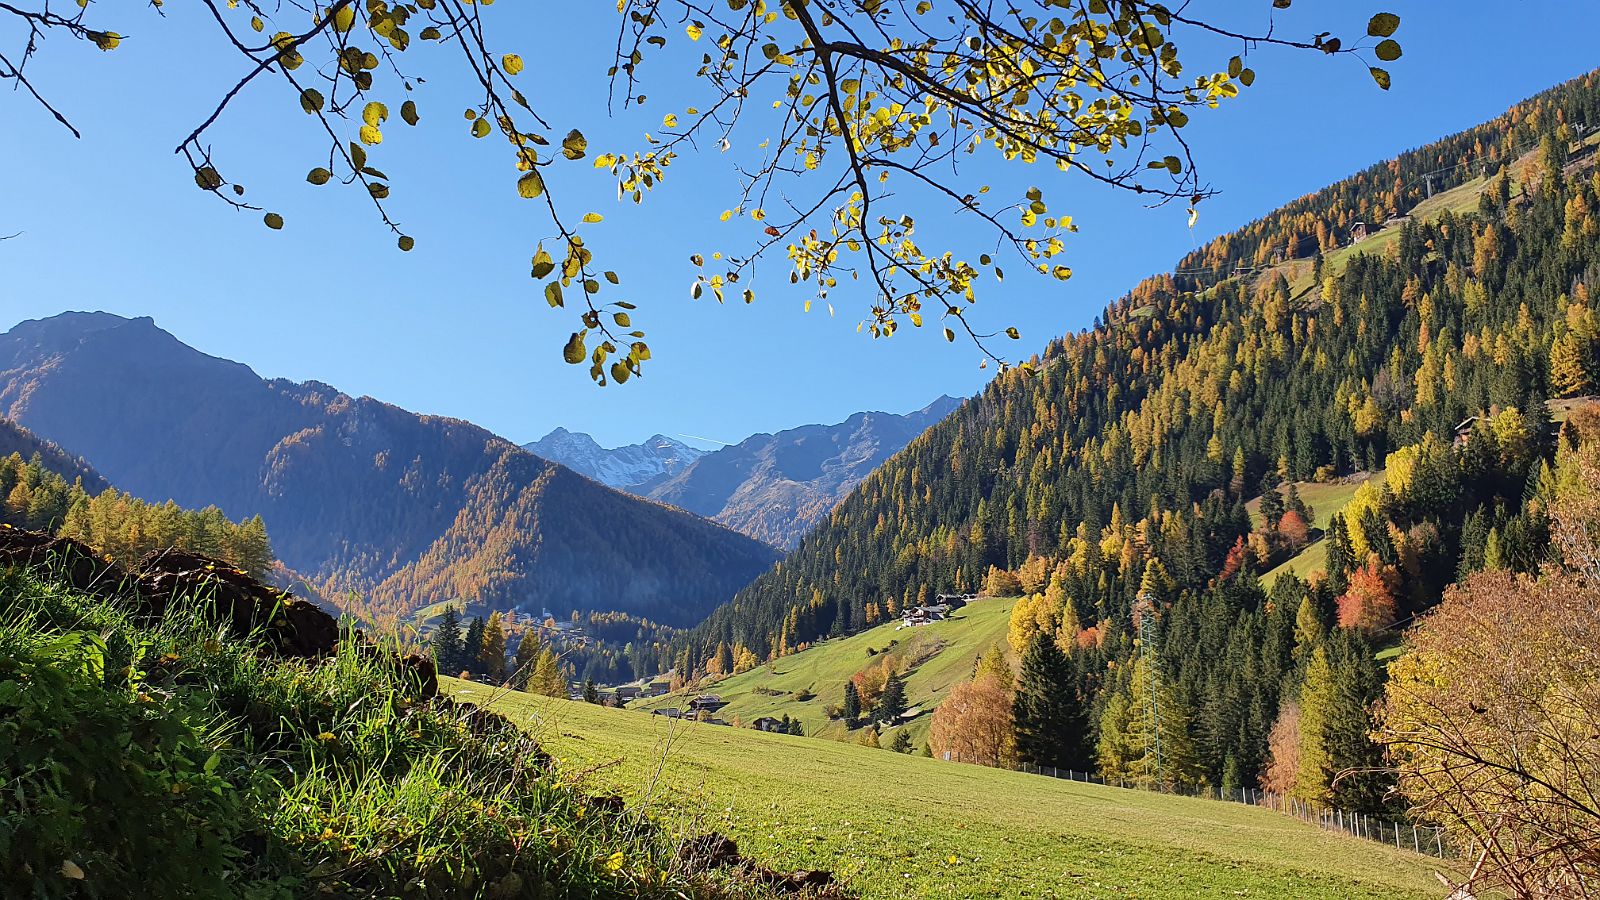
[4, 10, 1600, 898]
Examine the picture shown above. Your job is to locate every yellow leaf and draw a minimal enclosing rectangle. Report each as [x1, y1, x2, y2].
[332, 5, 356, 33]
[517, 171, 545, 199]
[362, 101, 388, 127]
[582, 212, 604, 223]
[359, 124, 383, 145]
[502, 53, 524, 75]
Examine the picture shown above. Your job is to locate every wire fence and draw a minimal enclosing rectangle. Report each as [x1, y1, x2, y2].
[938, 754, 1457, 859]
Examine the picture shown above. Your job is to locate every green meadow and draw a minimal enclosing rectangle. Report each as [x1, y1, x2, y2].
[455, 682, 1445, 899]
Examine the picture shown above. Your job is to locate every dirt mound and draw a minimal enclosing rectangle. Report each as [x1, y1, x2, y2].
[678, 832, 843, 896]
[134, 547, 340, 658]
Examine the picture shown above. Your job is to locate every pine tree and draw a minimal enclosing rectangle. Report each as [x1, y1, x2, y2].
[1324, 513, 1355, 594]
[889, 729, 913, 753]
[842, 680, 862, 724]
[462, 616, 487, 677]
[583, 678, 600, 703]
[877, 671, 907, 724]
[1012, 632, 1088, 770]
[431, 606, 464, 675]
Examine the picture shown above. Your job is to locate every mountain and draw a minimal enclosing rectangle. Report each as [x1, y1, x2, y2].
[523, 428, 703, 490]
[0, 414, 108, 492]
[661, 71, 1600, 792]
[0, 312, 780, 626]
[644, 396, 962, 549]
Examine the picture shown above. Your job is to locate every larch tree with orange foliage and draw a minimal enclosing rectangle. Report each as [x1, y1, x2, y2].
[1336, 558, 1398, 634]
[928, 674, 1016, 769]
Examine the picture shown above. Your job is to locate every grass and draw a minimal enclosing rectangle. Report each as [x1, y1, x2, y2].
[633, 597, 1020, 748]
[1245, 471, 1383, 533]
[0, 564, 779, 899]
[1250, 471, 1385, 585]
[461, 684, 1446, 900]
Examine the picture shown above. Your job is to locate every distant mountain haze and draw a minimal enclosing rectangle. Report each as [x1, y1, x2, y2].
[0, 312, 779, 626]
[531, 396, 962, 550]
[646, 397, 962, 549]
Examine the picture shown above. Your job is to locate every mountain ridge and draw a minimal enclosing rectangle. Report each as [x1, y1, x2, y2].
[645, 395, 962, 549]
[524, 428, 704, 490]
[0, 312, 780, 626]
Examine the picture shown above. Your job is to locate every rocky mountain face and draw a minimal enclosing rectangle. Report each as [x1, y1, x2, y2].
[523, 428, 703, 491]
[645, 396, 962, 550]
[0, 312, 780, 626]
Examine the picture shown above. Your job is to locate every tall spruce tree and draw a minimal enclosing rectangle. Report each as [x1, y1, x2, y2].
[843, 680, 862, 725]
[877, 671, 907, 724]
[461, 616, 487, 678]
[431, 606, 464, 676]
[1013, 632, 1089, 770]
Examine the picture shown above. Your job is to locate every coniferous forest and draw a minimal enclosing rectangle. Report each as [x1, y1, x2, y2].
[663, 70, 1600, 810]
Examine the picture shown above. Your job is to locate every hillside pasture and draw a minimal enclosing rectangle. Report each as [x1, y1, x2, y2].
[458, 684, 1446, 900]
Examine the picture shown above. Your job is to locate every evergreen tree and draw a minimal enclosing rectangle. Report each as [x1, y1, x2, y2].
[1324, 513, 1355, 594]
[889, 729, 914, 753]
[842, 680, 862, 724]
[462, 616, 487, 677]
[1012, 633, 1088, 770]
[877, 671, 907, 724]
[431, 606, 464, 675]
[583, 677, 600, 704]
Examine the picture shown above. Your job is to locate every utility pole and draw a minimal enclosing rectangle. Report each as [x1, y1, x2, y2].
[1133, 592, 1162, 782]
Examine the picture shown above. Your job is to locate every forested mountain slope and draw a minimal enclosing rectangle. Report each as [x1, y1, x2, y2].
[0, 415, 108, 493]
[0, 313, 779, 625]
[663, 70, 1600, 802]
[645, 396, 963, 549]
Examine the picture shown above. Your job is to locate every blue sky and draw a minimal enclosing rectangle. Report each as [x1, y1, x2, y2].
[4, 2, 1599, 449]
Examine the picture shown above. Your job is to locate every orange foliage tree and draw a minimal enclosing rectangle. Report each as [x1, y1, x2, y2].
[928, 674, 1016, 768]
[1336, 558, 1398, 634]
[1278, 509, 1311, 551]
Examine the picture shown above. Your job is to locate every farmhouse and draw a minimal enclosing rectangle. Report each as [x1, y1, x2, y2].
[752, 716, 785, 732]
[652, 708, 684, 719]
[900, 601, 958, 628]
[688, 694, 729, 713]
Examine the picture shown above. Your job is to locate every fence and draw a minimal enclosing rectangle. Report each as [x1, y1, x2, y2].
[939, 754, 1456, 859]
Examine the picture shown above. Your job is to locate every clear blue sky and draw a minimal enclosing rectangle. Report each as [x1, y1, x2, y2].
[4, 2, 1598, 448]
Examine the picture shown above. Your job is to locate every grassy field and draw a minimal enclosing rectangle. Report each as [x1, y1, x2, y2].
[634, 596, 1020, 748]
[1245, 471, 1382, 533]
[455, 683, 1444, 899]
[1249, 471, 1385, 585]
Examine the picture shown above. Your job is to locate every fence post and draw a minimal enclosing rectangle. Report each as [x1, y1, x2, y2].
[1412, 825, 1419, 853]
[1394, 822, 1400, 849]
[1435, 828, 1443, 858]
